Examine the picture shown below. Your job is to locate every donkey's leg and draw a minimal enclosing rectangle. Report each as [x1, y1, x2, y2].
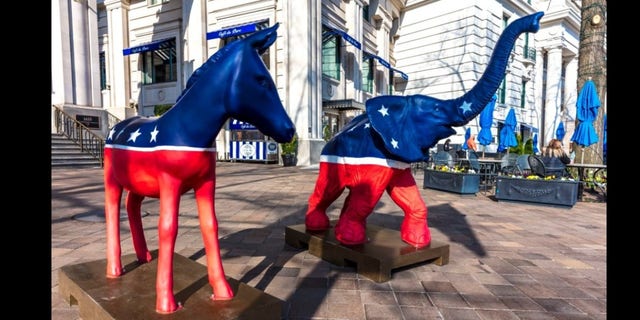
[104, 159, 124, 278]
[155, 179, 183, 314]
[125, 191, 152, 263]
[386, 169, 431, 248]
[305, 162, 346, 231]
[334, 165, 393, 245]
[194, 179, 233, 300]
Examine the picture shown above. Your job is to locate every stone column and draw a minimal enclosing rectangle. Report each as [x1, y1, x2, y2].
[345, 0, 363, 101]
[86, 0, 102, 107]
[182, 0, 207, 85]
[563, 56, 578, 144]
[104, 0, 131, 119]
[51, 0, 65, 107]
[286, 0, 322, 165]
[543, 46, 563, 147]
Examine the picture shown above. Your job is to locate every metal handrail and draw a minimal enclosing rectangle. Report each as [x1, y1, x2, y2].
[106, 111, 121, 133]
[52, 105, 105, 167]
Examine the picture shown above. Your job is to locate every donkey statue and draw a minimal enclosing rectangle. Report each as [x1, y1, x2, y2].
[103, 23, 295, 314]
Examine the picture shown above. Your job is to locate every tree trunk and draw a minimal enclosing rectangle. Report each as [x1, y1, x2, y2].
[575, 0, 607, 164]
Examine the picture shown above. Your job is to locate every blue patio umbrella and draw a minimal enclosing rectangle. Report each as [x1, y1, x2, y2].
[462, 127, 471, 150]
[532, 133, 540, 154]
[555, 122, 565, 141]
[570, 79, 601, 163]
[477, 95, 497, 157]
[498, 108, 518, 153]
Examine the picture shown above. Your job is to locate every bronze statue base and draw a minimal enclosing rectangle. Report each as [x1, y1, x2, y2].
[58, 250, 282, 319]
[285, 221, 449, 282]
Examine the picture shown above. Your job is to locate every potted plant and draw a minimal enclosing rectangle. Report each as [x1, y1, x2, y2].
[494, 174, 580, 207]
[280, 134, 298, 166]
[423, 164, 481, 195]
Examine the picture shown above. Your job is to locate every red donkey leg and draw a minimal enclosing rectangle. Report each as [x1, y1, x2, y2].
[104, 155, 124, 278]
[155, 181, 182, 314]
[194, 179, 233, 300]
[125, 191, 152, 263]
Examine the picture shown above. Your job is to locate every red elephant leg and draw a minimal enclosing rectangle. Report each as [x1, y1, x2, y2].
[155, 181, 182, 314]
[103, 154, 124, 278]
[334, 164, 394, 245]
[305, 162, 346, 231]
[194, 179, 233, 301]
[386, 169, 431, 248]
[125, 191, 152, 263]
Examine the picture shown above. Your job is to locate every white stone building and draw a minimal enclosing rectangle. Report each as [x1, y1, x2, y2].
[52, 0, 597, 166]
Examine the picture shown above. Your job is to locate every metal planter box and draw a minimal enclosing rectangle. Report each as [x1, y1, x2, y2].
[423, 170, 480, 195]
[495, 176, 579, 207]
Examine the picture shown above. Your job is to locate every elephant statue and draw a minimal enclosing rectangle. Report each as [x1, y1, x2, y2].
[305, 12, 544, 248]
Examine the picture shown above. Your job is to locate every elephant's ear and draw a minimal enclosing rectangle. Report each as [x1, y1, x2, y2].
[366, 96, 424, 162]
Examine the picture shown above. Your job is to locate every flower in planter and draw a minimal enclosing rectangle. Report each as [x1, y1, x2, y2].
[514, 173, 575, 181]
[432, 164, 476, 174]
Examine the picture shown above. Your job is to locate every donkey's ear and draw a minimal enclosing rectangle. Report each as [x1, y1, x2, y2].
[250, 23, 279, 54]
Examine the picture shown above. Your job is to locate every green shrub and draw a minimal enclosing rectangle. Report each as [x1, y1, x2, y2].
[281, 134, 298, 155]
[154, 104, 173, 116]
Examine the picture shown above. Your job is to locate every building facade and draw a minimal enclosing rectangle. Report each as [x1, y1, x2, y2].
[52, 0, 598, 166]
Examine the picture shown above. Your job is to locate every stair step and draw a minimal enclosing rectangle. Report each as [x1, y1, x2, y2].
[51, 133, 102, 168]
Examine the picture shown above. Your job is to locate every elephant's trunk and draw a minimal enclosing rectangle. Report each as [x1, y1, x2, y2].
[448, 11, 544, 125]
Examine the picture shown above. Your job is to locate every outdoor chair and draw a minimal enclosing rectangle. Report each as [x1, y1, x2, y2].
[528, 155, 573, 179]
[433, 150, 454, 167]
[467, 151, 480, 172]
[515, 154, 531, 176]
[500, 153, 519, 175]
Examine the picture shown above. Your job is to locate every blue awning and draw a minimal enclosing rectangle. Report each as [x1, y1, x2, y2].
[323, 25, 361, 50]
[207, 22, 259, 40]
[391, 68, 409, 81]
[363, 51, 409, 80]
[123, 38, 174, 56]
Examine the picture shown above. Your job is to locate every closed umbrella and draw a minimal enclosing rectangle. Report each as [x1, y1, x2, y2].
[570, 79, 601, 163]
[555, 122, 565, 141]
[498, 108, 518, 153]
[532, 133, 540, 154]
[478, 95, 496, 158]
[462, 127, 471, 150]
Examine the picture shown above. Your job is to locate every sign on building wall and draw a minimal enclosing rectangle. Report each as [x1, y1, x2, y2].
[75, 115, 101, 129]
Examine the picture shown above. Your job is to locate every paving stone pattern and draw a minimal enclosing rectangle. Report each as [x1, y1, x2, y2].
[52, 162, 606, 319]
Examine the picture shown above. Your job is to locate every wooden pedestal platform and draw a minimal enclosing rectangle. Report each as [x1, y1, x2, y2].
[58, 250, 282, 320]
[285, 221, 449, 282]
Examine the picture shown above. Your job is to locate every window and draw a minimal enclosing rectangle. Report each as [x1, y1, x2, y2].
[141, 38, 177, 84]
[362, 58, 373, 93]
[363, 5, 370, 23]
[497, 78, 506, 104]
[523, 33, 535, 60]
[322, 26, 341, 80]
[99, 52, 107, 90]
[520, 80, 527, 108]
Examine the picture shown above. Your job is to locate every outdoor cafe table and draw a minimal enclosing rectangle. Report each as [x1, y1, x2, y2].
[566, 163, 607, 200]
